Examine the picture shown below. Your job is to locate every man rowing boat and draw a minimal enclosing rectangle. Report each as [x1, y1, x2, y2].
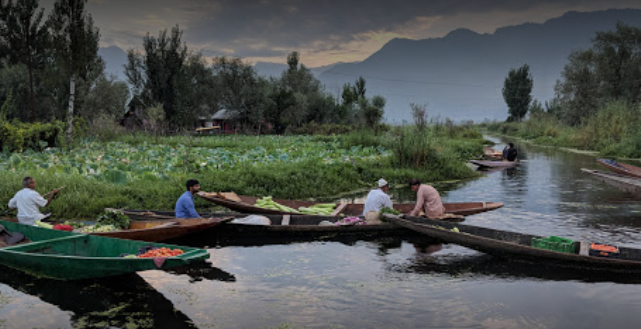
[8, 177, 60, 225]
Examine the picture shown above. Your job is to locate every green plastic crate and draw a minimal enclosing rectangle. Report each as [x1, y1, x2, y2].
[530, 236, 577, 254]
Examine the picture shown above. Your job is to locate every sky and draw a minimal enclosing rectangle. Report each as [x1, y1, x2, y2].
[39, 0, 641, 67]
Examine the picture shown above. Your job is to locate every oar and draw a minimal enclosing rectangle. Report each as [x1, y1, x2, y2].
[43, 186, 66, 199]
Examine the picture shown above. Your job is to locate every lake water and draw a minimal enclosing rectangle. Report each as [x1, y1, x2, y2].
[3, 138, 641, 329]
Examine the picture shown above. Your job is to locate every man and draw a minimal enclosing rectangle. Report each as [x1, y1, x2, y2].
[8, 177, 59, 225]
[175, 179, 202, 218]
[408, 179, 445, 218]
[503, 143, 518, 162]
[362, 178, 393, 216]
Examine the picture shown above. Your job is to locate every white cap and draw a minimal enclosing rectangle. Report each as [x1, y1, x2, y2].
[378, 179, 388, 188]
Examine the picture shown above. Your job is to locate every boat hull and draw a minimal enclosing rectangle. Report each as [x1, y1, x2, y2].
[386, 215, 641, 272]
[196, 193, 503, 217]
[0, 220, 209, 280]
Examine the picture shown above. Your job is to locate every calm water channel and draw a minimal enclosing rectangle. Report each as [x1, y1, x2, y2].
[3, 137, 641, 329]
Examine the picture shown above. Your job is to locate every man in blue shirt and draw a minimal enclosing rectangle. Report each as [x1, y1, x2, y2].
[175, 179, 201, 218]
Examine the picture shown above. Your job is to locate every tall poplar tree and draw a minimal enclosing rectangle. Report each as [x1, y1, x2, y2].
[1, 0, 49, 121]
[48, 0, 100, 142]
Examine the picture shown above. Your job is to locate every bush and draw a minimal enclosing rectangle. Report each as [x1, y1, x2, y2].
[0, 120, 65, 151]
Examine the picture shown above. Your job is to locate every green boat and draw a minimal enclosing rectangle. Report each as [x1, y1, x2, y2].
[0, 220, 210, 280]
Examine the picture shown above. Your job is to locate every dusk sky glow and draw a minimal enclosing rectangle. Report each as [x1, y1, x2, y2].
[40, 0, 641, 66]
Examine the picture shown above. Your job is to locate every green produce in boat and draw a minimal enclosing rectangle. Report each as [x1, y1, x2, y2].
[0, 220, 209, 280]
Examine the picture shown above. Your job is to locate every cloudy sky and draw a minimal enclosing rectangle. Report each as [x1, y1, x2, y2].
[40, 0, 641, 67]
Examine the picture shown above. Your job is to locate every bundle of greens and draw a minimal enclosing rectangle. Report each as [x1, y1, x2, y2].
[379, 207, 401, 221]
[95, 211, 130, 230]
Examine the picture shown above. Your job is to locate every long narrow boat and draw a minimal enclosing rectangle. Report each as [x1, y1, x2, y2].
[597, 158, 641, 179]
[0, 220, 210, 280]
[5, 217, 234, 242]
[582, 168, 641, 194]
[385, 214, 641, 272]
[113, 210, 468, 244]
[196, 192, 504, 217]
[90, 217, 233, 242]
[470, 159, 517, 168]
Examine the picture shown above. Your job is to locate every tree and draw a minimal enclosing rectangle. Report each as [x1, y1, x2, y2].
[82, 74, 129, 122]
[212, 56, 268, 130]
[555, 23, 641, 125]
[48, 0, 101, 142]
[125, 26, 211, 128]
[503, 64, 533, 122]
[1, 0, 49, 121]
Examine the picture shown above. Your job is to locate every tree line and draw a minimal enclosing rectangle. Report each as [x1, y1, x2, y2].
[502, 22, 641, 125]
[0, 0, 386, 143]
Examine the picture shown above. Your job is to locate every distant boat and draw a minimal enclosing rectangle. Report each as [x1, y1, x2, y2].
[597, 159, 641, 179]
[0, 220, 210, 280]
[581, 168, 641, 194]
[470, 159, 518, 168]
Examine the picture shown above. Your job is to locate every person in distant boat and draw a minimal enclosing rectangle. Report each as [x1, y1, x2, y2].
[8, 177, 59, 225]
[408, 179, 445, 218]
[502, 143, 518, 162]
[362, 179, 393, 216]
[175, 179, 202, 218]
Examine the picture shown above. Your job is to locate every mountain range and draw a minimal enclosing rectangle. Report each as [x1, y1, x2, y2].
[98, 9, 641, 123]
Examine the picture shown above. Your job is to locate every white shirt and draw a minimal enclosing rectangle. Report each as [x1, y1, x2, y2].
[362, 189, 393, 215]
[8, 188, 48, 225]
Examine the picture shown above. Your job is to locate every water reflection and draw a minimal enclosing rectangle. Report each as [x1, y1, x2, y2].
[0, 265, 201, 329]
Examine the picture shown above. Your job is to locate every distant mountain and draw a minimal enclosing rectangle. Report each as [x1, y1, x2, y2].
[320, 9, 641, 123]
[98, 46, 128, 82]
[253, 61, 355, 79]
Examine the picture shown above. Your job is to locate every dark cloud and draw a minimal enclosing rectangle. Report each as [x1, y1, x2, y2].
[42, 0, 641, 63]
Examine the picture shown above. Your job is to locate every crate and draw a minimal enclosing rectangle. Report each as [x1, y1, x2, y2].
[588, 243, 620, 258]
[531, 236, 577, 254]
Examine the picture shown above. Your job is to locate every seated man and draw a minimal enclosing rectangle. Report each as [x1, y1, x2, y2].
[503, 142, 518, 162]
[408, 179, 445, 218]
[175, 179, 202, 218]
[8, 177, 59, 225]
[362, 179, 393, 216]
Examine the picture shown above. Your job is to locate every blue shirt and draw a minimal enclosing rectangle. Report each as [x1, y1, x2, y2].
[175, 191, 201, 218]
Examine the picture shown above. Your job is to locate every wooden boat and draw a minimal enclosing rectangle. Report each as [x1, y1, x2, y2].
[0, 220, 210, 280]
[196, 192, 504, 217]
[113, 210, 469, 244]
[470, 159, 518, 168]
[483, 147, 503, 160]
[89, 217, 233, 242]
[385, 214, 641, 272]
[581, 168, 641, 194]
[597, 158, 641, 179]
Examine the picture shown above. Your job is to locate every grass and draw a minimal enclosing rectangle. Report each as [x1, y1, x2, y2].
[481, 100, 641, 159]
[0, 126, 485, 219]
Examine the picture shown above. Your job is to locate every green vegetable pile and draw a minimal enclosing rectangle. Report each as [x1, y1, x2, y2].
[298, 203, 336, 215]
[379, 206, 401, 221]
[254, 196, 337, 215]
[95, 211, 130, 230]
[255, 196, 301, 213]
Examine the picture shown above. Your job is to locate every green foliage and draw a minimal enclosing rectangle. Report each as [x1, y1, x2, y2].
[0, 119, 64, 151]
[503, 64, 533, 122]
[555, 23, 641, 126]
[95, 210, 130, 230]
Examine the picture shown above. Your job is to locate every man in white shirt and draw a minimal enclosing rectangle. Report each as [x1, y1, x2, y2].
[362, 178, 393, 215]
[8, 177, 59, 225]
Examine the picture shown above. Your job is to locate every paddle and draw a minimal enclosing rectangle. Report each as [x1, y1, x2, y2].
[43, 186, 66, 199]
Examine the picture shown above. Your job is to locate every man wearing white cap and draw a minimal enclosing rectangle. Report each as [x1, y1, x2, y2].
[362, 178, 393, 216]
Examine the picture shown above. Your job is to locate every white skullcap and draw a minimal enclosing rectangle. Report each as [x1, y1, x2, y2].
[378, 179, 388, 188]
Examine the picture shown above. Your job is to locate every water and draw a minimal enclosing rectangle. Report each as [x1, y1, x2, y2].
[3, 138, 641, 329]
